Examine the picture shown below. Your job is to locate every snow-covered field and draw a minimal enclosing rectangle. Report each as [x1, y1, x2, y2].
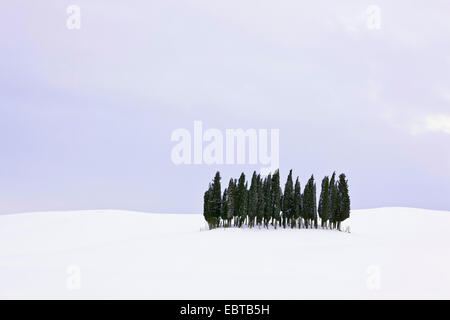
[0, 207, 449, 299]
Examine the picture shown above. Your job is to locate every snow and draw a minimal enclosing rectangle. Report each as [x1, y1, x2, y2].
[0, 207, 449, 299]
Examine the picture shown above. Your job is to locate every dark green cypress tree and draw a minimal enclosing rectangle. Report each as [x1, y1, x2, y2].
[282, 169, 294, 228]
[308, 177, 313, 228]
[329, 172, 338, 229]
[221, 188, 228, 227]
[263, 174, 272, 228]
[256, 174, 264, 227]
[336, 173, 351, 231]
[238, 182, 248, 227]
[248, 171, 258, 228]
[226, 178, 236, 227]
[235, 173, 246, 227]
[211, 171, 222, 228]
[301, 180, 310, 228]
[312, 178, 318, 229]
[303, 175, 317, 228]
[318, 176, 330, 228]
[298, 182, 304, 228]
[292, 177, 301, 228]
[203, 184, 213, 229]
[271, 170, 282, 228]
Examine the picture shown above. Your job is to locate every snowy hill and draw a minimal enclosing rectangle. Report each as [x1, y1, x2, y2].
[0, 207, 449, 299]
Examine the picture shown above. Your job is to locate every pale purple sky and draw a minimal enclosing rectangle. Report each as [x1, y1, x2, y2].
[0, 0, 449, 214]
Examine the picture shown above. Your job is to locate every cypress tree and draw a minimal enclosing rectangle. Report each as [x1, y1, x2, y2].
[318, 176, 330, 228]
[211, 171, 222, 228]
[203, 184, 213, 229]
[282, 169, 294, 228]
[301, 180, 309, 228]
[336, 173, 351, 231]
[263, 174, 272, 228]
[329, 172, 338, 229]
[298, 182, 304, 228]
[256, 174, 264, 227]
[235, 173, 246, 227]
[248, 171, 258, 228]
[292, 177, 301, 228]
[313, 178, 318, 229]
[238, 182, 248, 227]
[221, 188, 228, 227]
[271, 170, 282, 228]
[226, 178, 236, 227]
[303, 175, 317, 228]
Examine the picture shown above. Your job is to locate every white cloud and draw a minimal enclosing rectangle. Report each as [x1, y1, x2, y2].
[382, 110, 450, 136]
[407, 114, 450, 135]
[425, 114, 450, 134]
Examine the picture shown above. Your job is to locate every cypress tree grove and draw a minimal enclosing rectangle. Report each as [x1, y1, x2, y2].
[202, 169, 350, 231]
[318, 176, 330, 228]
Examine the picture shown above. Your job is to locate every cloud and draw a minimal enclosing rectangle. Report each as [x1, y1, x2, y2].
[406, 114, 450, 135]
[424, 114, 450, 134]
[381, 109, 450, 136]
